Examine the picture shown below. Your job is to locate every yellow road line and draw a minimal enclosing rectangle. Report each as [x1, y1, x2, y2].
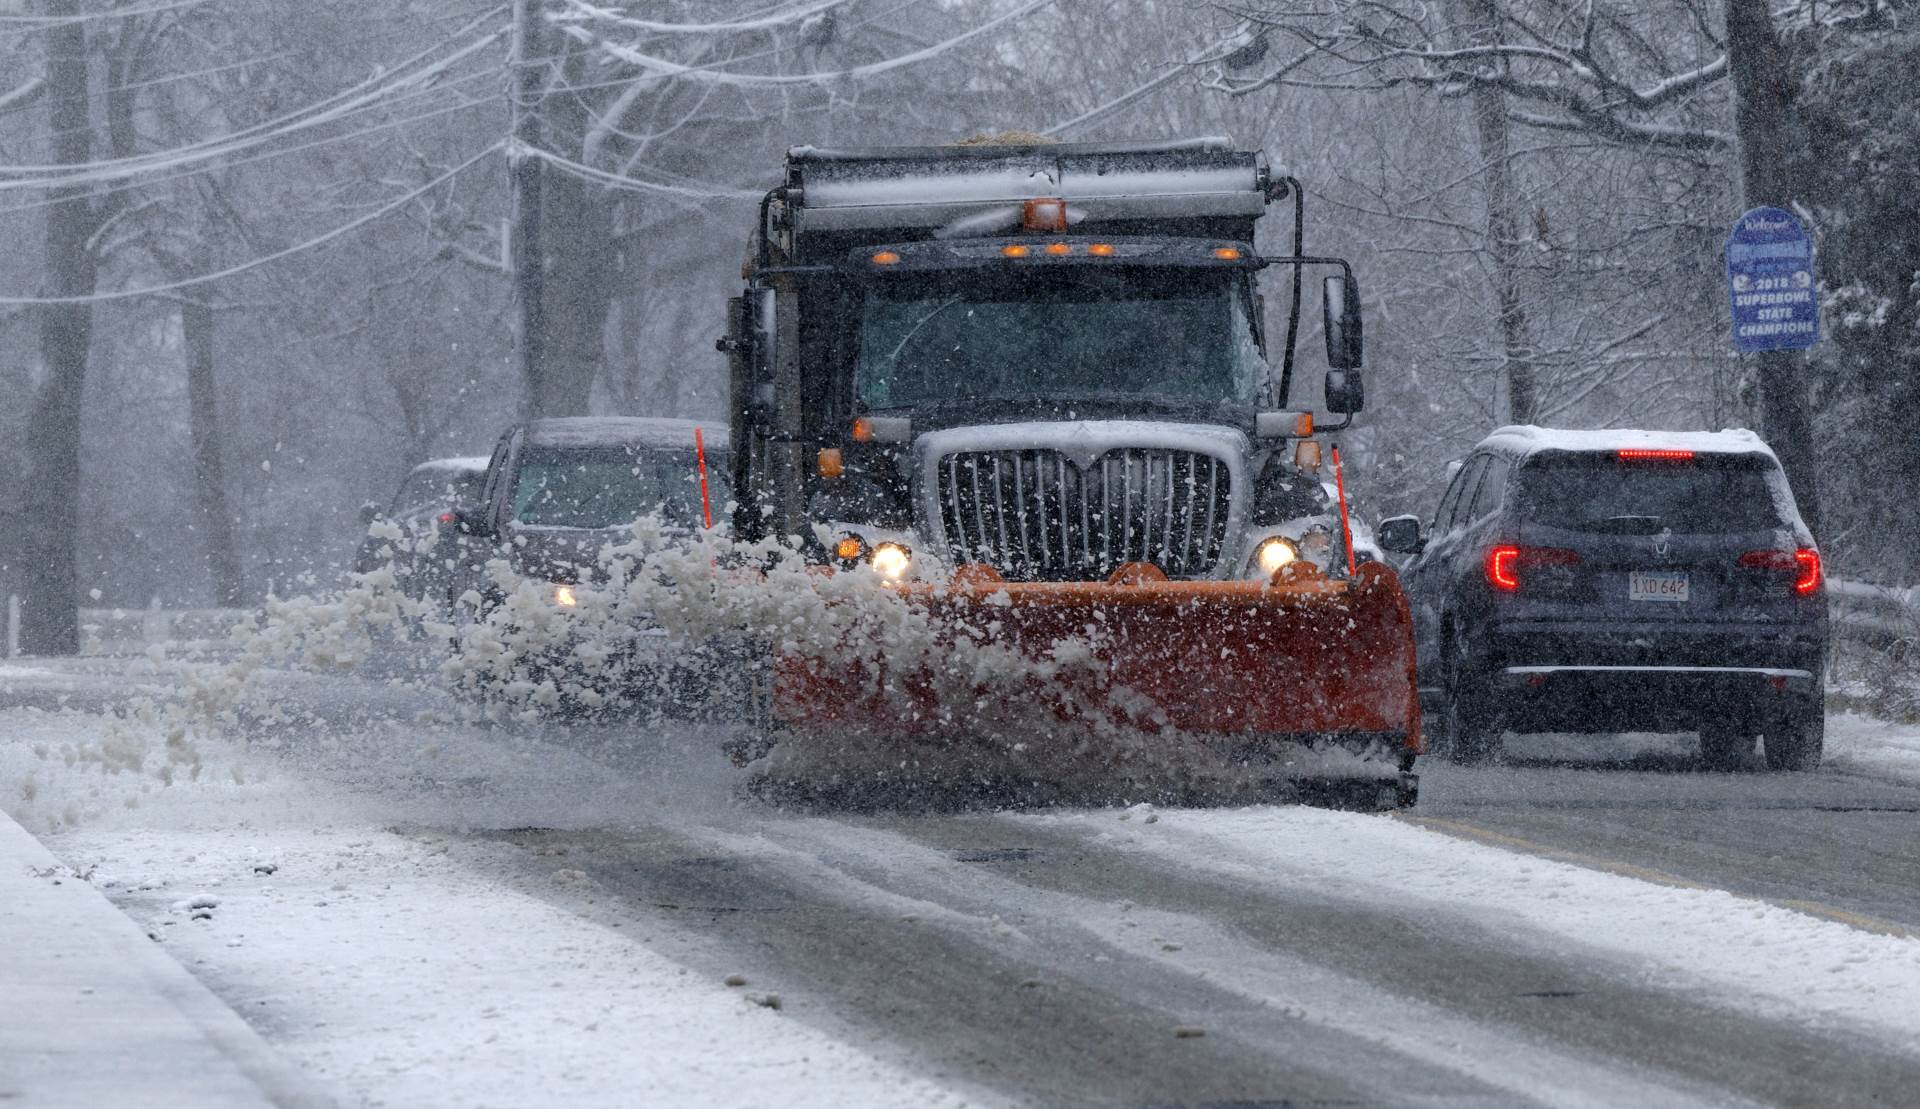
[1396, 813, 1917, 940]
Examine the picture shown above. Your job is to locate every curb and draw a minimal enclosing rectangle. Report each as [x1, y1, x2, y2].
[0, 810, 334, 1108]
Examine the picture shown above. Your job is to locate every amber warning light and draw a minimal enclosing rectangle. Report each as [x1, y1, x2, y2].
[1022, 197, 1067, 232]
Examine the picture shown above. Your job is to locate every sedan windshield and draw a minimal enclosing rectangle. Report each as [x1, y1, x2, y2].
[855, 266, 1265, 412]
[510, 447, 728, 529]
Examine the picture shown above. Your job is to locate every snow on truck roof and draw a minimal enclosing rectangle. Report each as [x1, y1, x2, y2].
[786, 137, 1239, 162]
[525, 417, 728, 451]
[1478, 425, 1776, 461]
[783, 137, 1269, 234]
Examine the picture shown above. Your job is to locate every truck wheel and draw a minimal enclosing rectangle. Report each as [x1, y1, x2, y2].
[1764, 715, 1823, 771]
[1699, 721, 1755, 771]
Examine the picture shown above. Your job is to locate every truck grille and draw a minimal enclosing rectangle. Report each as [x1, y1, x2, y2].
[935, 448, 1232, 580]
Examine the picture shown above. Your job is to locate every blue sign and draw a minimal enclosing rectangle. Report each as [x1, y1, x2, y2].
[1726, 206, 1818, 353]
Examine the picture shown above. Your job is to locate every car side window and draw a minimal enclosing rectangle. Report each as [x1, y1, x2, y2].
[1439, 457, 1486, 537]
[1466, 456, 1510, 524]
[1431, 460, 1472, 537]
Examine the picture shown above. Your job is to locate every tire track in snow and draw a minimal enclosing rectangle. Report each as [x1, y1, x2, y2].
[724, 815, 1759, 1109]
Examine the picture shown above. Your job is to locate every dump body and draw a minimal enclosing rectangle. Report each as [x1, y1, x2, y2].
[725, 138, 1419, 803]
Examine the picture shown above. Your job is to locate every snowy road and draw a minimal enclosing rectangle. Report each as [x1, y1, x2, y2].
[8, 658, 1920, 1107]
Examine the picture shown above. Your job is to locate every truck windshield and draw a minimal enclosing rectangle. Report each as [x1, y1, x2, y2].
[510, 447, 728, 530]
[855, 267, 1265, 412]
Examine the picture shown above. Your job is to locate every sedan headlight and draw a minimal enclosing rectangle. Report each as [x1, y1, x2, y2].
[870, 542, 911, 580]
[1255, 536, 1298, 575]
[553, 583, 578, 607]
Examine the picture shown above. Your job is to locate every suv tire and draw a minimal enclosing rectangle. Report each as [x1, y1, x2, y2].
[1699, 721, 1754, 771]
[1764, 714, 1823, 772]
[1443, 636, 1504, 765]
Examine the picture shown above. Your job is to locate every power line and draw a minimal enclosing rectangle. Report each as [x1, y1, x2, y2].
[0, 141, 502, 305]
[0, 91, 500, 220]
[0, 2, 505, 124]
[581, 0, 1050, 87]
[530, 146, 759, 199]
[535, 0, 932, 99]
[0, 6, 508, 186]
[554, 0, 849, 36]
[0, 0, 212, 31]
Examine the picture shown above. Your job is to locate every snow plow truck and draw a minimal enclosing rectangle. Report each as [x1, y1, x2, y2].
[720, 136, 1421, 808]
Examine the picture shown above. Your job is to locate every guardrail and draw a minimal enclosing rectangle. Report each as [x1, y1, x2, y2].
[1827, 579, 1920, 648]
[1, 599, 257, 658]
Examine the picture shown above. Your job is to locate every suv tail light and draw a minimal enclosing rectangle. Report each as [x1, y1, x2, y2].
[1738, 547, 1822, 594]
[1487, 545, 1581, 592]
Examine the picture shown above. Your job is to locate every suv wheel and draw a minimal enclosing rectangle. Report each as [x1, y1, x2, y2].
[1764, 714, 1823, 772]
[1443, 637, 1504, 765]
[1699, 721, 1754, 771]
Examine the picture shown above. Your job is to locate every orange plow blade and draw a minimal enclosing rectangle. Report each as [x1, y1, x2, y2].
[773, 560, 1422, 771]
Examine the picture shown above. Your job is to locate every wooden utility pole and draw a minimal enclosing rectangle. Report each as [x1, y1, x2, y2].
[510, 0, 551, 417]
[19, 1, 97, 655]
[181, 295, 245, 605]
[1725, 0, 1822, 540]
[1454, 0, 1537, 424]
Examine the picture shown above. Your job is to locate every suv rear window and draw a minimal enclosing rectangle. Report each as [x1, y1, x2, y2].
[1515, 452, 1785, 534]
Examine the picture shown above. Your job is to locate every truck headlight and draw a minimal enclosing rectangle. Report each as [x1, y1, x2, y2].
[553, 583, 578, 607]
[1255, 536, 1298, 575]
[870, 542, 911, 579]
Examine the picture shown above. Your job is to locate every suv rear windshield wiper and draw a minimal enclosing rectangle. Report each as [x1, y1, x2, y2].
[1580, 515, 1665, 535]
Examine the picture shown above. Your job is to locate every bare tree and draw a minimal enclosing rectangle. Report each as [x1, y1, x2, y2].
[18, 1, 101, 654]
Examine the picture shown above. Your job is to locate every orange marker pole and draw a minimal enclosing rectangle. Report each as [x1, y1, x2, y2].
[1332, 444, 1357, 577]
[694, 426, 713, 529]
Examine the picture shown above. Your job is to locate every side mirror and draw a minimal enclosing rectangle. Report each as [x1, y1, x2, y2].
[1377, 514, 1425, 555]
[358, 501, 383, 526]
[1322, 273, 1363, 371]
[1324, 369, 1364, 415]
[1254, 410, 1312, 439]
[451, 505, 494, 539]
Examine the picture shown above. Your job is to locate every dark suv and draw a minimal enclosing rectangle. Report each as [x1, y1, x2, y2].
[1378, 427, 1826, 770]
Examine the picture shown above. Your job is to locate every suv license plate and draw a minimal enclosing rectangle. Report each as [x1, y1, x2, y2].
[1628, 571, 1689, 603]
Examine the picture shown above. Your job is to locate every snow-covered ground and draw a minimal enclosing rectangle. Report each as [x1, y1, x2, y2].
[0, 672, 984, 1109]
[8, 651, 1920, 1105]
[1023, 805, 1920, 1048]
[55, 821, 973, 1109]
[1827, 710, 1920, 781]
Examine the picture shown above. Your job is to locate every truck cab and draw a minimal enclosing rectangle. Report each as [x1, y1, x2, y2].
[722, 138, 1366, 586]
